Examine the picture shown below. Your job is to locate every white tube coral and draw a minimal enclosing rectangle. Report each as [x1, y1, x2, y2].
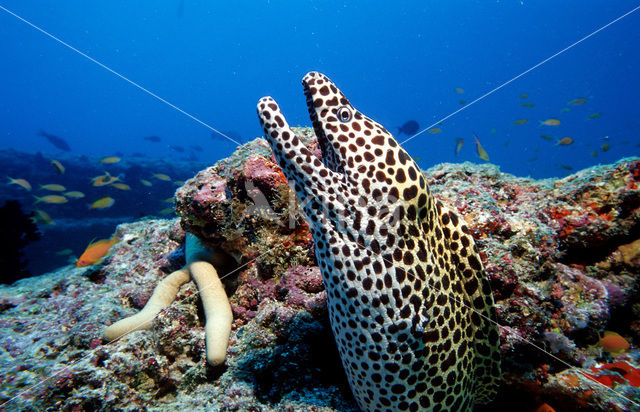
[103, 233, 232, 366]
[103, 267, 190, 341]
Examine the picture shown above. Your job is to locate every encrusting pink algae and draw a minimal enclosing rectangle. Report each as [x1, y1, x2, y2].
[0, 130, 638, 411]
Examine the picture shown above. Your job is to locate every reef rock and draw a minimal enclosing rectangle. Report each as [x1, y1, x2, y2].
[0, 130, 638, 411]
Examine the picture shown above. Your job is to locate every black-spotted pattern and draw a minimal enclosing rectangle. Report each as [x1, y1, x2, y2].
[257, 72, 500, 412]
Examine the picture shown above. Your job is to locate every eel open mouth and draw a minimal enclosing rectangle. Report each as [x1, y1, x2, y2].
[301, 72, 347, 176]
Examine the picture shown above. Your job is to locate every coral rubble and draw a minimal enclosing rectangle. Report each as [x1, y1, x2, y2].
[0, 132, 638, 411]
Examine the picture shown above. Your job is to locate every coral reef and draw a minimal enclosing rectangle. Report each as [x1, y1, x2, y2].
[0, 134, 638, 410]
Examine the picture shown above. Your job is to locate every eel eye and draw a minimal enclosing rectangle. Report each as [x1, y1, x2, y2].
[337, 106, 352, 123]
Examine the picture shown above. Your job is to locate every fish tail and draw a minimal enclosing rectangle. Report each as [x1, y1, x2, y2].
[33, 195, 41, 203]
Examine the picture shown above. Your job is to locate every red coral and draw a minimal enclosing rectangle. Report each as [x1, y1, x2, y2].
[582, 361, 640, 387]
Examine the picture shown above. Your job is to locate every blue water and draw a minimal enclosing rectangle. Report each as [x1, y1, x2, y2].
[1, 1, 639, 178]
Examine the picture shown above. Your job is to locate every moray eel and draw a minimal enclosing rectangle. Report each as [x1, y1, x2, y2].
[257, 72, 500, 411]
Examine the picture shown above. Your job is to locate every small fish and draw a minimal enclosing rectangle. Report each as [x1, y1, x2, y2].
[39, 184, 66, 192]
[601, 143, 610, 152]
[454, 87, 464, 94]
[591, 151, 598, 157]
[557, 164, 573, 170]
[568, 98, 588, 105]
[89, 196, 115, 210]
[541, 118, 561, 126]
[588, 112, 601, 119]
[140, 179, 153, 187]
[55, 248, 73, 256]
[561, 107, 571, 113]
[454, 138, 464, 157]
[557, 137, 574, 146]
[153, 173, 171, 181]
[34, 194, 68, 204]
[76, 236, 118, 267]
[527, 157, 538, 162]
[144, 135, 162, 142]
[109, 182, 131, 191]
[534, 403, 556, 412]
[513, 119, 528, 125]
[540, 134, 554, 141]
[428, 127, 442, 134]
[163, 197, 175, 203]
[100, 156, 121, 164]
[473, 133, 489, 161]
[64, 191, 85, 199]
[91, 172, 120, 187]
[32, 209, 55, 225]
[459, 100, 466, 105]
[50, 159, 65, 175]
[7, 177, 32, 191]
[169, 145, 185, 153]
[520, 102, 535, 108]
[519, 93, 529, 99]
[489, 128, 496, 135]
[38, 129, 71, 151]
[158, 207, 175, 215]
[598, 331, 630, 354]
[397, 120, 420, 136]
[173, 180, 185, 186]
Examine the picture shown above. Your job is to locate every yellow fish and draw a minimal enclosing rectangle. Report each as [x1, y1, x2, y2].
[568, 98, 588, 105]
[473, 134, 490, 161]
[520, 102, 535, 108]
[140, 179, 153, 187]
[91, 172, 120, 187]
[557, 137, 574, 146]
[64, 191, 85, 199]
[50, 159, 65, 174]
[7, 177, 32, 191]
[454, 87, 464, 94]
[173, 180, 185, 186]
[34, 194, 68, 204]
[459, 100, 467, 105]
[541, 118, 561, 126]
[89, 196, 115, 210]
[40, 184, 66, 192]
[601, 143, 610, 152]
[32, 209, 55, 226]
[427, 127, 442, 134]
[100, 156, 121, 164]
[158, 207, 175, 215]
[513, 119, 528, 125]
[109, 182, 131, 191]
[588, 112, 601, 119]
[540, 134, 554, 141]
[519, 93, 529, 99]
[153, 173, 171, 181]
[454, 138, 464, 157]
[591, 151, 598, 157]
[561, 107, 571, 113]
[163, 197, 175, 203]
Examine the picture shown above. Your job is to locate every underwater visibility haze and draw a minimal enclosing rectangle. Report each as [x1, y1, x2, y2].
[0, 1, 640, 411]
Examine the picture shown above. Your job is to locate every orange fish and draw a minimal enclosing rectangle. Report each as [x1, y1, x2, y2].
[598, 331, 630, 354]
[76, 237, 118, 267]
[534, 403, 555, 412]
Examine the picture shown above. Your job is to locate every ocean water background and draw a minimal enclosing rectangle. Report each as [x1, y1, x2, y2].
[1, 1, 638, 178]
